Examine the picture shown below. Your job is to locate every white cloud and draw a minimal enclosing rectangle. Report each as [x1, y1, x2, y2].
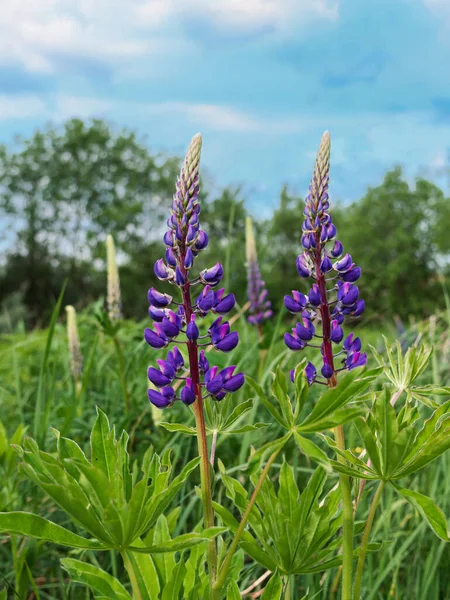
[50, 95, 310, 133]
[0, 0, 339, 75]
[136, 0, 339, 33]
[0, 95, 48, 119]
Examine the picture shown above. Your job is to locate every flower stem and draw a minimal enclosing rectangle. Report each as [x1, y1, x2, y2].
[335, 424, 354, 600]
[181, 265, 217, 579]
[212, 448, 280, 597]
[353, 481, 384, 599]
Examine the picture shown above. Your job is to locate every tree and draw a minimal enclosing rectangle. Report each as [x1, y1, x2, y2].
[334, 167, 449, 319]
[0, 119, 178, 324]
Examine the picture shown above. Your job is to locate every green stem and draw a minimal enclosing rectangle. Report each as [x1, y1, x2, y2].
[121, 552, 142, 600]
[353, 481, 384, 600]
[284, 575, 292, 599]
[113, 335, 130, 412]
[335, 425, 354, 600]
[212, 448, 280, 597]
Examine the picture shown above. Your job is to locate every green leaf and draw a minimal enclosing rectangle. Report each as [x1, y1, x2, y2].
[221, 398, 254, 431]
[354, 417, 382, 476]
[226, 581, 242, 600]
[293, 432, 331, 469]
[246, 376, 289, 429]
[0, 421, 7, 457]
[226, 423, 269, 434]
[90, 408, 116, 481]
[300, 368, 381, 431]
[61, 558, 132, 600]
[298, 406, 364, 433]
[247, 433, 291, 472]
[159, 422, 197, 435]
[128, 528, 227, 553]
[393, 485, 450, 541]
[122, 543, 160, 600]
[161, 561, 186, 600]
[374, 389, 397, 477]
[0, 512, 107, 549]
[394, 401, 450, 478]
[33, 282, 66, 444]
[271, 366, 295, 428]
[261, 571, 283, 599]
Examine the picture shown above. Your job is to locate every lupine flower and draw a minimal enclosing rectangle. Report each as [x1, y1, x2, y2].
[65, 305, 82, 380]
[245, 216, 273, 328]
[285, 131, 367, 386]
[145, 134, 244, 409]
[106, 234, 122, 320]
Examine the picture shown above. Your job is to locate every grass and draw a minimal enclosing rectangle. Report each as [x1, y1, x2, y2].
[0, 298, 449, 599]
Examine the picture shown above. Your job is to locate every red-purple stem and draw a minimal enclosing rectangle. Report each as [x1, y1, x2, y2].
[179, 240, 217, 575]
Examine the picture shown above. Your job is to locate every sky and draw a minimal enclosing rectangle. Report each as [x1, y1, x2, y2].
[1, 0, 450, 216]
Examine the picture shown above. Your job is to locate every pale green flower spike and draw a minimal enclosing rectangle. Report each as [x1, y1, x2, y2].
[106, 234, 122, 321]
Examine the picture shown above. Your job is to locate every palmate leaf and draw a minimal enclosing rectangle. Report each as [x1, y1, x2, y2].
[393, 409, 450, 479]
[12, 411, 201, 553]
[392, 484, 450, 541]
[246, 376, 290, 429]
[61, 559, 132, 600]
[0, 512, 107, 549]
[299, 367, 381, 432]
[293, 432, 331, 469]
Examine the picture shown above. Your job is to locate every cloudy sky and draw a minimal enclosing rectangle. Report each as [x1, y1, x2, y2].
[1, 0, 450, 214]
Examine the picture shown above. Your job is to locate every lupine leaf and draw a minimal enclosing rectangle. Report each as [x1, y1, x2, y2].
[300, 368, 381, 430]
[151, 515, 176, 584]
[354, 417, 382, 476]
[293, 359, 309, 418]
[227, 423, 269, 434]
[240, 541, 278, 571]
[128, 528, 227, 553]
[246, 376, 289, 429]
[272, 366, 295, 428]
[261, 571, 283, 599]
[61, 558, 132, 600]
[90, 408, 116, 481]
[161, 561, 186, 600]
[392, 485, 450, 541]
[122, 543, 160, 600]
[293, 432, 331, 469]
[221, 398, 254, 430]
[0, 512, 107, 549]
[374, 389, 397, 477]
[297, 406, 365, 433]
[246, 433, 291, 472]
[226, 581, 242, 600]
[159, 423, 197, 435]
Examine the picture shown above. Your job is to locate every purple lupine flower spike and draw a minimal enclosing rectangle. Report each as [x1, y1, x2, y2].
[145, 133, 244, 409]
[284, 131, 366, 386]
[245, 216, 273, 333]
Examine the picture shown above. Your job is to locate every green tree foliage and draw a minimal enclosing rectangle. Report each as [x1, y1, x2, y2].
[0, 119, 179, 324]
[334, 167, 450, 319]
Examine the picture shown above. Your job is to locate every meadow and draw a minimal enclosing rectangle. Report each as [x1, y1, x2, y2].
[1, 128, 450, 599]
[0, 263, 449, 599]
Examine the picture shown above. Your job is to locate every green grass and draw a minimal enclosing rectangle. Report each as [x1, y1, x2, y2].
[0, 302, 449, 599]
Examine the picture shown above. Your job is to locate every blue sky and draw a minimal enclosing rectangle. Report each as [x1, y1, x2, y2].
[1, 0, 450, 215]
